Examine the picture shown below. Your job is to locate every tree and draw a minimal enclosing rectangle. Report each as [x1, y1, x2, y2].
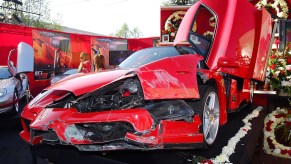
[161, 0, 198, 6]
[114, 23, 143, 38]
[130, 27, 143, 38]
[0, 0, 62, 31]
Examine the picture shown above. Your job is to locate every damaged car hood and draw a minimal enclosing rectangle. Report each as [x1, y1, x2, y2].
[46, 69, 132, 96]
[46, 54, 202, 99]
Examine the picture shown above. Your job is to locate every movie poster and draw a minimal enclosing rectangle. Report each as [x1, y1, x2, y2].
[91, 37, 128, 68]
[32, 30, 72, 80]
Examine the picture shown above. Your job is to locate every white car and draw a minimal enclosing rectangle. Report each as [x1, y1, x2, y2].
[0, 66, 29, 114]
[0, 42, 34, 115]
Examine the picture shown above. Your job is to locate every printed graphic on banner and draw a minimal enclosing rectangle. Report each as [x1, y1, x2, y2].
[32, 30, 72, 80]
[91, 37, 130, 68]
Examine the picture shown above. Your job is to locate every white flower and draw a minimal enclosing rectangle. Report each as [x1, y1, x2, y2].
[266, 69, 271, 76]
[265, 78, 270, 83]
[213, 154, 229, 163]
[277, 12, 284, 18]
[263, 107, 291, 159]
[212, 107, 262, 163]
[256, 0, 289, 19]
[264, 131, 271, 137]
[262, 0, 268, 5]
[278, 66, 284, 70]
[270, 116, 276, 122]
[273, 148, 281, 154]
[281, 80, 291, 87]
[286, 65, 291, 71]
[275, 71, 280, 76]
[170, 32, 175, 37]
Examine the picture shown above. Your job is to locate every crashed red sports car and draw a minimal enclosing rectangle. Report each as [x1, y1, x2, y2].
[20, 0, 273, 151]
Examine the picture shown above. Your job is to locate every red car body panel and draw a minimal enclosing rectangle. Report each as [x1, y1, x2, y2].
[46, 70, 131, 96]
[30, 108, 154, 132]
[249, 8, 273, 81]
[20, 0, 273, 151]
[176, 0, 272, 80]
[21, 105, 202, 148]
[137, 55, 203, 100]
[47, 54, 203, 100]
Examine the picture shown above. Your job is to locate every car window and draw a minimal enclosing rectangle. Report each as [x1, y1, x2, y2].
[0, 67, 12, 79]
[64, 69, 78, 75]
[189, 5, 216, 59]
[119, 46, 182, 69]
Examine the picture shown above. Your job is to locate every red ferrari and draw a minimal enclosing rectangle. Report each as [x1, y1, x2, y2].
[20, 0, 273, 151]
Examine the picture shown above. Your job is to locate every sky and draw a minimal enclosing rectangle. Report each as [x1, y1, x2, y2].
[48, 0, 164, 37]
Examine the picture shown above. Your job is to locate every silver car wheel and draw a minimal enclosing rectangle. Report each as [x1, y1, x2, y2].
[203, 91, 220, 145]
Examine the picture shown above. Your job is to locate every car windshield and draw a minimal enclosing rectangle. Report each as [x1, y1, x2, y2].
[64, 69, 78, 75]
[119, 46, 183, 69]
[0, 67, 12, 79]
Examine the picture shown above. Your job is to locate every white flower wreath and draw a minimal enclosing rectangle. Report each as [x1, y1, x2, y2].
[211, 106, 263, 163]
[263, 107, 291, 159]
[256, 0, 289, 19]
[164, 11, 186, 31]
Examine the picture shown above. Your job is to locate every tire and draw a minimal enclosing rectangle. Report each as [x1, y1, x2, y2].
[12, 90, 19, 114]
[250, 81, 254, 103]
[193, 85, 220, 148]
[26, 83, 31, 103]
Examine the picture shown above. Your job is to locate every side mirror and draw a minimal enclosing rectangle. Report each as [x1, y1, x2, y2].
[213, 57, 239, 71]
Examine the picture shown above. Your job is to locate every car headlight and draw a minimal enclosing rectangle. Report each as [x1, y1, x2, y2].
[65, 125, 86, 141]
[0, 88, 7, 98]
[28, 90, 51, 107]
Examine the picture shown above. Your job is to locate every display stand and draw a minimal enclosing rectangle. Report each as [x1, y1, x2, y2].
[254, 89, 290, 113]
[160, 6, 190, 43]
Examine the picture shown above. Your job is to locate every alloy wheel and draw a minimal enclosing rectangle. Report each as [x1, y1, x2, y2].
[203, 91, 220, 145]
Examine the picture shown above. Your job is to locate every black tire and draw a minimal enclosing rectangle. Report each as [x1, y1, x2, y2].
[193, 85, 220, 148]
[250, 81, 254, 104]
[12, 89, 19, 115]
[26, 83, 31, 103]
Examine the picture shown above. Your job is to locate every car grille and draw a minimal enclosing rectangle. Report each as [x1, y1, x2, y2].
[42, 131, 59, 142]
[80, 122, 136, 142]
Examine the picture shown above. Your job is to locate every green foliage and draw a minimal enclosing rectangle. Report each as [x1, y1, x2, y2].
[114, 23, 143, 38]
[0, 0, 62, 31]
[129, 27, 143, 38]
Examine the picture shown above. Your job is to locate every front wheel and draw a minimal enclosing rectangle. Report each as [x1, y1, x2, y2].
[194, 85, 220, 148]
[250, 81, 254, 103]
[25, 82, 31, 103]
[12, 90, 19, 114]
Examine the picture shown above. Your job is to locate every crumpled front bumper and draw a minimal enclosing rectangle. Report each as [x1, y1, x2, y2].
[20, 107, 203, 151]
